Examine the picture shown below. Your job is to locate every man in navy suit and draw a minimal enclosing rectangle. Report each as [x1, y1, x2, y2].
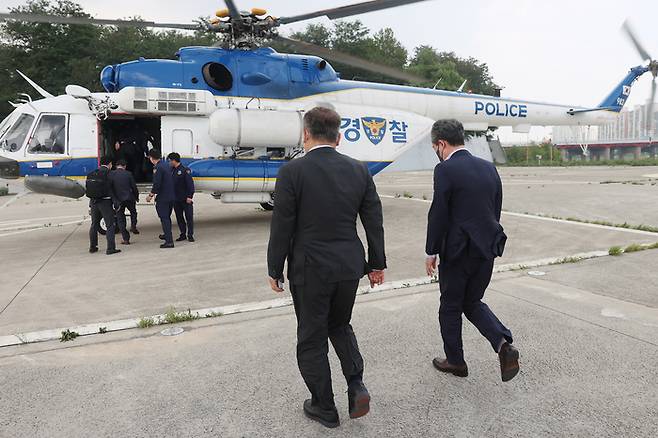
[425, 119, 519, 382]
[146, 149, 175, 248]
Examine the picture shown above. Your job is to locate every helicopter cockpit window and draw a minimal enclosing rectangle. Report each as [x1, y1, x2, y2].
[1, 113, 34, 153]
[202, 62, 233, 91]
[27, 114, 67, 154]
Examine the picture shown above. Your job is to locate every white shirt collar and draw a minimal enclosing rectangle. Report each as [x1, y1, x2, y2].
[308, 144, 334, 152]
[446, 147, 468, 161]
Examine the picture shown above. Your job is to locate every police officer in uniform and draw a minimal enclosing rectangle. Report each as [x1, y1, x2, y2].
[109, 159, 140, 244]
[146, 149, 175, 248]
[167, 152, 195, 242]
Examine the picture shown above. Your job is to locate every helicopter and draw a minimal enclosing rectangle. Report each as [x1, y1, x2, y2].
[0, 0, 656, 211]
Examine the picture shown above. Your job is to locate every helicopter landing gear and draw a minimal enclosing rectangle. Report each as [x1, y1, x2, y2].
[260, 200, 274, 211]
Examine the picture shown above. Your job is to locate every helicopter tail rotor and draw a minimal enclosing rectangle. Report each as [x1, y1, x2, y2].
[622, 19, 657, 136]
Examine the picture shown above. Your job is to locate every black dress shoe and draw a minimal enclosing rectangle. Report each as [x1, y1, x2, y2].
[160, 242, 174, 249]
[303, 400, 339, 428]
[89, 247, 98, 253]
[187, 236, 195, 242]
[176, 235, 187, 242]
[106, 249, 121, 255]
[131, 228, 140, 235]
[432, 357, 468, 377]
[498, 342, 520, 382]
[159, 234, 165, 240]
[347, 381, 370, 419]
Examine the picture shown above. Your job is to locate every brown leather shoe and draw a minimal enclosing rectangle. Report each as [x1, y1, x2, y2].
[498, 342, 520, 382]
[432, 357, 468, 377]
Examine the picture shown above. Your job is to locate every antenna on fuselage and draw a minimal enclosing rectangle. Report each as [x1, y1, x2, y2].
[16, 70, 54, 98]
[7, 101, 19, 108]
[457, 79, 467, 93]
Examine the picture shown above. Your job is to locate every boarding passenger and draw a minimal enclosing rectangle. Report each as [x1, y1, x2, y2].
[146, 149, 175, 248]
[167, 152, 195, 242]
[425, 119, 519, 382]
[267, 107, 386, 428]
[110, 159, 140, 245]
[86, 156, 121, 255]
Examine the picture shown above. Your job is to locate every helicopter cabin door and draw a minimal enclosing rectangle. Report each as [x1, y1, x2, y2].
[172, 129, 193, 155]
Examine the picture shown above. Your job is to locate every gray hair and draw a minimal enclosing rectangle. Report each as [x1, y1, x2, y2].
[303, 107, 341, 143]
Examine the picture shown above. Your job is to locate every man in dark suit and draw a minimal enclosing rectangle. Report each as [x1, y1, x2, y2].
[88, 156, 121, 255]
[425, 119, 519, 382]
[267, 107, 386, 428]
[146, 149, 175, 248]
[110, 159, 140, 245]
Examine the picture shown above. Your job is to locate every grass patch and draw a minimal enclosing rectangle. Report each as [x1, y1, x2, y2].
[98, 327, 107, 334]
[163, 308, 200, 324]
[138, 317, 155, 328]
[205, 311, 224, 318]
[60, 329, 79, 342]
[402, 192, 414, 198]
[608, 246, 623, 256]
[549, 256, 583, 265]
[624, 243, 644, 253]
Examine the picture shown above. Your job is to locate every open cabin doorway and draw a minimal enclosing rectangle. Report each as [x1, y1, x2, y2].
[99, 116, 161, 183]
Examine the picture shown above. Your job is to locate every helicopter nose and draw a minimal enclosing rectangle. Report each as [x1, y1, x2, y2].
[0, 155, 20, 179]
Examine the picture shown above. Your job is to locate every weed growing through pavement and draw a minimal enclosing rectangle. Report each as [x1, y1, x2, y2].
[138, 317, 155, 328]
[60, 329, 79, 342]
[608, 246, 623, 256]
[163, 308, 200, 324]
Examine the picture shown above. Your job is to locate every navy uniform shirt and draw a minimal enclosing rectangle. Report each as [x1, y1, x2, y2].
[172, 164, 195, 202]
[151, 159, 175, 203]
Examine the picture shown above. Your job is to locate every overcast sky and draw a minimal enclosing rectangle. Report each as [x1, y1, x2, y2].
[2, 0, 657, 141]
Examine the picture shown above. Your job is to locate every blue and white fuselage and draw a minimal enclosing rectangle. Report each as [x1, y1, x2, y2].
[0, 46, 649, 202]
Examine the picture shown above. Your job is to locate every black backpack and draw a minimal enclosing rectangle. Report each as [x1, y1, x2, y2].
[85, 167, 110, 199]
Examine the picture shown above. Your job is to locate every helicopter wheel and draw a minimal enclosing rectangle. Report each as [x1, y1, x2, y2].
[98, 218, 107, 235]
[260, 197, 274, 211]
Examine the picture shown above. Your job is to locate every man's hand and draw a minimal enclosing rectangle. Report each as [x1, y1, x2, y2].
[425, 255, 438, 276]
[146, 193, 154, 203]
[186, 197, 193, 204]
[368, 270, 385, 288]
[268, 277, 284, 293]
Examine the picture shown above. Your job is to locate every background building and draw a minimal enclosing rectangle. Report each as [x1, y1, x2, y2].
[553, 103, 658, 161]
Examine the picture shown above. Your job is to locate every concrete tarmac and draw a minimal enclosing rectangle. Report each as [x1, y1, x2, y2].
[0, 256, 656, 437]
[0, 165, 657, 437]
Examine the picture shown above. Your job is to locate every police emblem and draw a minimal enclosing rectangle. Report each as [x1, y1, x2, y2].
[361, 117, 387, 145]
[177, 170, 182, 175]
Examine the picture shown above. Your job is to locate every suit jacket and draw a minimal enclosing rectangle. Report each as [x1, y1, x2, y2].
[267, 147, 386, 285]
[425, 149, 506, 262]
[109, 168, 138, 203]
[151, 160, 175, 203]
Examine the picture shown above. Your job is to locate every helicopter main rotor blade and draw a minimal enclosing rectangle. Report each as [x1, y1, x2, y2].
[0, 12, 200, 30]
[279, 0, 429, 25]
[224, 0, 244, 25]
[622, 19, 652, 61]
[277, 35, 425, 84]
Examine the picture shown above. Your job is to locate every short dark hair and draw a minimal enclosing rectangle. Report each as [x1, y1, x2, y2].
[167, 152, 181, 163]
[431, 119, 465, 146]
[116, 159, 127, 167]
[303, 107, 341, 143]
[100, 156, 112, 166]
[148, 149, 161, 160]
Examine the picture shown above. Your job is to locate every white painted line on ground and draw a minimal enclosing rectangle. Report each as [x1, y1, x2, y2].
[0, 191, 28, 209]
[0, 214, 84, 227]
[0, 249, 612, 348]
[380, 195, 658, 237]
[0, 219, 89, 237]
